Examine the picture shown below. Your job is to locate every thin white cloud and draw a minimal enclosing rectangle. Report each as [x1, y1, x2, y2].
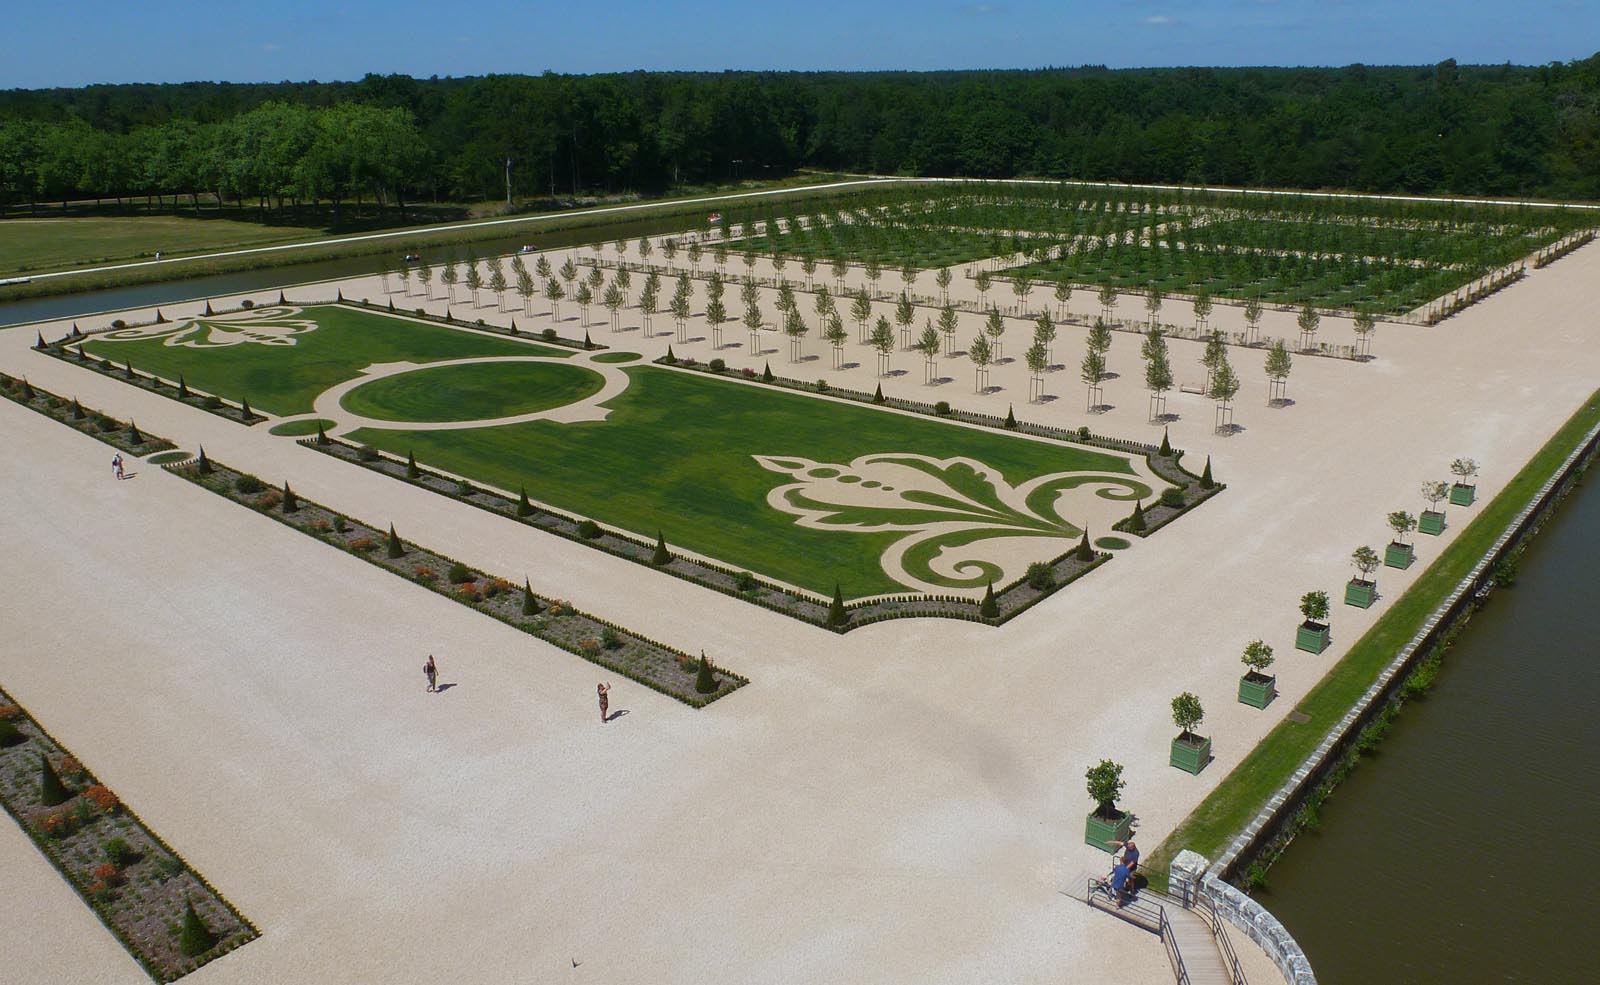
[1143, 15, 1176, 25]
[260, 42, 280, 52]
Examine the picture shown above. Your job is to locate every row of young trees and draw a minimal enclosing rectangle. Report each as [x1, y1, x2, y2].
[4, 57, 1600, 209]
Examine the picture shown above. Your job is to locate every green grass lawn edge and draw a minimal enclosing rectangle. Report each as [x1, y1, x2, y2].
[1145, 388, 1600, 889]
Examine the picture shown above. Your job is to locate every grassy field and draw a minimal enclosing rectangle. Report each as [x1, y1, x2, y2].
[342, 361, 605, 422]
[1145, 388, 1600, 889]
[81, 304, 569, 417]
[348, 365, 1145, 598]
[0, 215, 313, 274]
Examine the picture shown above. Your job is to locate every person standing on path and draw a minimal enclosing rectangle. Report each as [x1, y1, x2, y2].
[1110, 838, 1139, 874]
[112, 454, 123, 480]
[597, 682, 610, 723]
[424, 655, 437, 693]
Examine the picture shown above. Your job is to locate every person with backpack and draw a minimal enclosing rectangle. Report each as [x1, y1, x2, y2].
[424, 655, 437, 693]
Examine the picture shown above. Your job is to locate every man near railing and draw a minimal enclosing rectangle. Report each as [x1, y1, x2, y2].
[1109, 858, 1135, 908]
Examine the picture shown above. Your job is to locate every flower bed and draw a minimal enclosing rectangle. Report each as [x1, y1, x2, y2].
[0, 370, 175, 455]
[0, 690, 257, 982]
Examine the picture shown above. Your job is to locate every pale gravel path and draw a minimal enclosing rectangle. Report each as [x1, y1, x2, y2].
[3, 236, 1598, 984]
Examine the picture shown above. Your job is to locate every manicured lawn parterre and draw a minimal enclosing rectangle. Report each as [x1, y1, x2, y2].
[342, 361, 605, 423]
[0, 214, 312, 275]
[268, 418, 337, 437]
[80, 304, 569, 417]
[1146, 388, 1600, 889]
[350, 366, 1150, 598]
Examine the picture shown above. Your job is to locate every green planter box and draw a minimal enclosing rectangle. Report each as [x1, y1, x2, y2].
[1385, 542, 1415, 569]
[1419, 510, 1447, 536]
[1170, 733, 1212, 775]
[1450, 483, 1476, 507]
[1238, 672, 1277, 709]
[1344, 578, 1376, 608]
[1295, 621, 1330, 653]
[1084, 809, 1133, 852]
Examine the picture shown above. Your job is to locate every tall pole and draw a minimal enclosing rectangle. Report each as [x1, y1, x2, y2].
[505, 157, 513, 206]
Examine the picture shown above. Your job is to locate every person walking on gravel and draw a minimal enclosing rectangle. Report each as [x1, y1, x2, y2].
[424, 655, 437, 693]
[112, 454, 124, 480]
[597, 682, 611, 723]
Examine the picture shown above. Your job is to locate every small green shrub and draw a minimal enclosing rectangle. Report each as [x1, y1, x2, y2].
[735, 571, 758, 592]
[576, 519, 601, 539]
[1025, 562, 1055, 591]
[826, 583, 848, 626]
[0, 719, 24, 747]
[202, 395, 222, 409]
[356, 444, 379, 462]
[178, 900, 216, 957]
[979, 582, 999, 619]
[1160, 487, 1186, 508]
[156, 855, 184, 878]
[447, 561, 472, 584]
[709, 358, 726, 372]
[695, 652, 719, 694]
[934, 400, 951, 415]
[1077, 425, 1091, 440]
[103, 838, 137, 865]
[234, 474, 264, 495]
[455, 479, 474, 497]
[541, 328, 558, 341]
[332, 515, 346, 533]
[650, 532, 670, 566]
[386, 523, 404, 558]
[600, 626, 622, 650]
[39, 752, 71, 806]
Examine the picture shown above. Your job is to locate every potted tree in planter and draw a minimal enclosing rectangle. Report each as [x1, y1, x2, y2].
[1296, 590, 1331, 653]
[1385, 511, 1417, 569]
[1419, 480, 1449, 535]
[1449, 458, 1479, 506]
[1346, 545, 1381, 608]
[1083, 759, 1132, 852]
[1238, 640, 1276, 708]
[1169, 692, 1211, 775]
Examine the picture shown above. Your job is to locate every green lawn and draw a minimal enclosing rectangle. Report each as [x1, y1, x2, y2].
[81, 304, 569, 417]
[0, 215, 313, 274]
[350, 366, 1143, 597]
[342, 362, 605, 423]
[1145, 388, 1600, 888]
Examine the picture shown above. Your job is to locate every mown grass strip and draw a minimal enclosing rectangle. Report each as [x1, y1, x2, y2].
[1146, 388, 1600, 888]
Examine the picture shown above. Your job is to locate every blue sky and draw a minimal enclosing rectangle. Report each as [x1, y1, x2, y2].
[5, 1, 1597, 89]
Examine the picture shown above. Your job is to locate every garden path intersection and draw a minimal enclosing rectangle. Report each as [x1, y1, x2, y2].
[2, 229, 1599, 984]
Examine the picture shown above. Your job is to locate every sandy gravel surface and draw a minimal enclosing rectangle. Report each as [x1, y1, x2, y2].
[2, 237, 1597, 984]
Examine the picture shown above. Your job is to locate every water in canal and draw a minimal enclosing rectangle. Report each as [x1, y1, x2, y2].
[1262, 466, 1600, 984]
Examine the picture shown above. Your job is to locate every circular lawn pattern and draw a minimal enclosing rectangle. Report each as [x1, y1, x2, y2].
[269, 418, 337, 437]
[1094, 536, 1132, 550]
[145, 450, 191, 465]
[342, 361, 605, 424]
[591, 352, 642, 364]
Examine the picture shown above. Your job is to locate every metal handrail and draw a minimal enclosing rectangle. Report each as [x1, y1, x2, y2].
[1085, 879, 1190, 985]
[1187, 887, 1249, 985]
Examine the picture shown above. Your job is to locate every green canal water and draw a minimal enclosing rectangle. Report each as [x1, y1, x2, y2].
[1262, 467, 1600, 984]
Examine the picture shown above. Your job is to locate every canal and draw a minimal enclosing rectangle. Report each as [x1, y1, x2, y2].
[1262, 465, 1600, 984]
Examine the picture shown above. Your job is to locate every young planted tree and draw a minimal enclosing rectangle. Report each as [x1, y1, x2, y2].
[1243, 296, 1263, 345]
[784, 309, 810, 363]
[1085, 759, 1127, 822]
[1142, 326, 1173, 422]
[416, 258, 434, 299]
[396, 259, 412, 296]
[984, 307, 1006, 362]
[936, 266, 953, 306]
[637, 235, 653, 263]
[1265, 338, 1293, 405]
[687, 239, 703, 273]
[1172, 692, 1204, 740]
[864, 257, 883, 296]
[661, 238, 678, 265]
[672, 273, 693, 343]
[1449, 458, 1480, 505]
[602, 281, 624, 332]
[1419, 479, 1449, 533]
[745, 301, 767, 356]
[1296, 302, 1321, 352]
[558, 257, 578, 296]
[1012, 276, 1034, 316]
[1300, 589, 1331, 627]
[1387, 511, 1418, 567]
[1353, 309, 1377, 358]
[1026, 340, 1049, 402]
[1352, 545, 1381, 585]
[1081, 342, 1108, 413]
[831, 256, 848, 295]
[1098, 283, 1119, 323]
[1241, 639, 1275, 679]
[937, 304, 960, 357]
[916, 322, 942, 385]
[535, 254, 553, 281]
[377, 254, 394, 294]
[825, 314, 849, 370]
[489, 257, 508, 310]
[1200, 329, 1227, 390]
[969, 332, 994, 393]
[801, 255, 818, 291]
[440, 254, 460, 302]
[975, 269, 993, 309]
[812, 284, 834, 333]
[1054, 279, 1072, 319]
[544, 277, 565, 323]
[1192, 287, 1213, 332]
[1209, 350, 1240, 433]
[515, 264, 536, 316]
[638, 273, 660, 336]
[1144, 285, 1164, 329]
[870, 315, 896, 377]
[894, 292, 916, 349]
[1239, 638, 1277, 707]
[851, 288, 873, 344]
[574, 281, 594, 328]
[705, 296, 729, 349]
[899, 262, 917, 296]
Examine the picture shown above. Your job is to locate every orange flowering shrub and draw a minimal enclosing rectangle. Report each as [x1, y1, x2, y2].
[414, 565, 436, 581]
[41, 810, 75, 837]
[83, 785, 120, 813]
[256, 491, 282, 509]
[92, 862, 121, 885]
[0, 704, 21, 719]
[350, 537, 376, 552]
[577, 638, 600, 653]
[57, 756, 85, 777]
[310, 519, 331, 532]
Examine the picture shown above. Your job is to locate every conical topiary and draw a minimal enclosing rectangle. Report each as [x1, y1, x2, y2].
[34, 331, 45, 349]
[72, 322, 82, 338]
[315, 422, 329, 446]
[1127, 500, 1147, 532]
[1076, 530, 1094, 562]
[522, 579, 540, 616]
[405, 451, 419, 479]
[70, 398, 84, 420]
[154, 308, 167, 323]
[386, 523, 404, 558]
[516, 486, 533, 517]
[387, 298, 395, 312]
[124, 360, 135, 378]
[281, 481, 298, 513]
[761, 362, 774, 383]
[240, 399, 253, 421]
[76, 344, 87, 361]
[336, 288, 344, 302]
[39, 751, 71, 806]
[1159, 427, 1172, 457]
[178, 899, 216, 957]
[695, 651, 718, 694]
[583, 330, 593, 349]
[872, 384, 885, 404]
[196, 446, 213, 474]
[1005, 404, 1017, 428]
[509, 319, 518, 335]
[827, 584, 848, 627]
[178, 374, 189, 399]
[204, 299, 214, 315]
[664, 344, 677, 364]
[651, 531, 670, 566]
[445, 307, 453, 321]
[278, 290, 287, 304]
[1200, 456, 1214, 490]
[21, 378, 34, 400]
[979, 582, 999, 619]
[127, 421, 143, 444]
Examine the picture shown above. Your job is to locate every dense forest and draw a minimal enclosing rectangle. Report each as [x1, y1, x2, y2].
[1, 57, 1598, 214]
